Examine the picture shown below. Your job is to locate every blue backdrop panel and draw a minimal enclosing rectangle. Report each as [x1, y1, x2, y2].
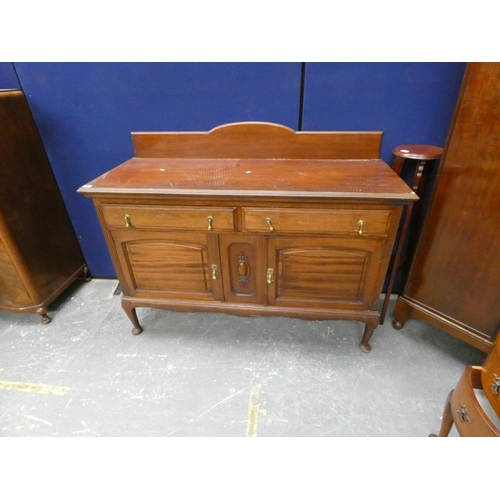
[14, 63, 302, 277]
[0, 63, 20, 89]
[302, 63, 466, 163]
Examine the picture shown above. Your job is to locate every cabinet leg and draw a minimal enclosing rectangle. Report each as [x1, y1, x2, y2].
[122, 301, 143, 335]
[36, 307, 51, 324]
[429, 390, 454, 437]
[81, 265, 91, 282]
[359, 319, 378, 353]
[392, 319, 405, 330]
[392, 298, 412, 330]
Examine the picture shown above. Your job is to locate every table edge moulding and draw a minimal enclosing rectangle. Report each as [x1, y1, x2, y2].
[78, 122, 417, 353]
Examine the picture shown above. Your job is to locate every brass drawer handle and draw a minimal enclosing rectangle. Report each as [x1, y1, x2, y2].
[211, 264, 218, 280]
[265, 217, 274, 232]
[491, 373, 500, 396]
[267, 268, 274, 284]
[124, 214, 131, 227]
[207, 216, 213, 231]
[358, 219, 364, 235]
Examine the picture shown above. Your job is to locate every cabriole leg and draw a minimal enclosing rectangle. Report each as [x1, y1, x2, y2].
[122, 301, 143, 335]
[360, 318, 378, 353]
[429, 390, 454, 437]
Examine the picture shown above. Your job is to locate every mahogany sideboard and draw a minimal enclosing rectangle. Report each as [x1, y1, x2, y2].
[78, 122, 417, 352]
[0, 89, 89, 323]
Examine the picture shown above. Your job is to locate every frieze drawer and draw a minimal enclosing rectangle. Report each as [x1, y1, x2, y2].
[241, 207, 392, 236]
[102, 205, 236, 231]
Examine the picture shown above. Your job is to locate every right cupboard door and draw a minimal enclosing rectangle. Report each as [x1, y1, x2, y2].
[267, 236, 386, 310]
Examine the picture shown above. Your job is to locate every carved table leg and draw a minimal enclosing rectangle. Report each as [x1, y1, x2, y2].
[36, 307, 51, 324]
[122, 301, 143, 335]
[429, 390, 454, 437]
[360, 318, 378, 353]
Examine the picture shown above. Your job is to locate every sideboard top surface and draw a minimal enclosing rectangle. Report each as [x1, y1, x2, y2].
[78, 157, 417, 202]
[78, 122, 416, 203]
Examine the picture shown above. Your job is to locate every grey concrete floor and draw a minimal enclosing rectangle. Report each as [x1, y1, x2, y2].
[0, 278, 491, 437]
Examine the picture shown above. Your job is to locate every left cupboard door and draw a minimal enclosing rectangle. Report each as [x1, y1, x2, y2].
[110, 229, 223, 302]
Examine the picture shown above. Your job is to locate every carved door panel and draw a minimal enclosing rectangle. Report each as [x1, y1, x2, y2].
[218, 234, 267, 304]
[267, 236, 385, 310]
[111, 229, 223, 301]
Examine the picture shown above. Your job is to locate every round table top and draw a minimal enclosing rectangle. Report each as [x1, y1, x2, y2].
[393, 144, 443, 160]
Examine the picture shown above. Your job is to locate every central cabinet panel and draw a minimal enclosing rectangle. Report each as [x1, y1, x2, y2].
[218, 234, 267, 304]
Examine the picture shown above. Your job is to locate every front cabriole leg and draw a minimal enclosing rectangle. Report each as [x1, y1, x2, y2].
[122, 300, 143, 335]
[360, 317, 379, 353]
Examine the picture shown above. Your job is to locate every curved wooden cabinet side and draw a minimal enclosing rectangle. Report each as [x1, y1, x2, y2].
[0, 90, 89, 324]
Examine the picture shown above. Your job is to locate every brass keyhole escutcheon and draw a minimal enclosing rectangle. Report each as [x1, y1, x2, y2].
[267, 268, 274, 284]
[266, 217, 274, 232]
[207, 216, 213, 231]
[124, 214, 131, 227]
[358, 220, 364, 235]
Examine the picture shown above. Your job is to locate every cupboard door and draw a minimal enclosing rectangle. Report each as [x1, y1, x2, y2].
[111, 230, 223, 301]
[267, 236, 386, 310]
[218, 234, 267, 304]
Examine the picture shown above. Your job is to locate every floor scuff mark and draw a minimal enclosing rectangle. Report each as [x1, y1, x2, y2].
[198, 388, 245, 418]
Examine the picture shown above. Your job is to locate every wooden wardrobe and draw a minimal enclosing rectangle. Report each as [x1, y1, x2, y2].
[0, 89, 89, 323]
[393, 63, 500, 353]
